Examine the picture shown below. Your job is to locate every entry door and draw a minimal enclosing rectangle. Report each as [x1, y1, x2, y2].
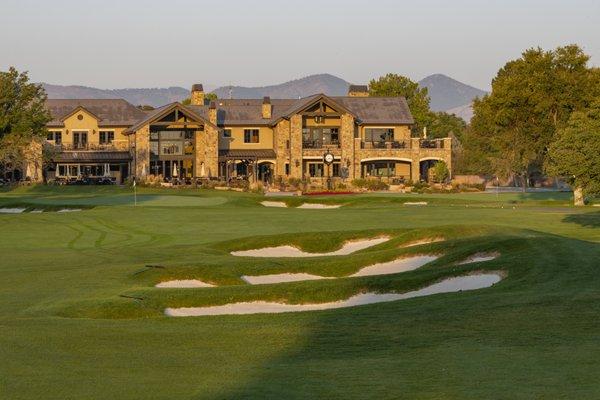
[73, 132, 88, 149]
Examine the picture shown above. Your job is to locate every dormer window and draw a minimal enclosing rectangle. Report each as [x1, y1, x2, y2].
[99, 131, 114, 144]
[243, 129, 259, 143]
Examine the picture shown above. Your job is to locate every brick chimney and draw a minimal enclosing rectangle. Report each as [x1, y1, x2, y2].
[191, 84, 205, 105]
[262, 96, 272, 119]
[348, 84, 369, 97]
[208, 101, 217, 125]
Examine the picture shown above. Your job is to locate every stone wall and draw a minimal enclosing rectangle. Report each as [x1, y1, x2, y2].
[339, 114, 356, 179]
[274, 120, 290, 176]
[289, 115, 303, 178]
[134, 125, 150, 177]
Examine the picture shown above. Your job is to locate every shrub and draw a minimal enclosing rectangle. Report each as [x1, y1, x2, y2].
[431, 161, 449, 183]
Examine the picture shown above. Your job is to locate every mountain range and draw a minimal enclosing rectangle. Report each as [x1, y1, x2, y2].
[41, 73, 487, 121]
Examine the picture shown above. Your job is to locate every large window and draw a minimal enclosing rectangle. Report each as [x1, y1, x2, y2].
[244, 129, 260, 143]
[307, 162, 341, 178]
[365, 128, 394, 142]
[302, 127, 339, 148]
[46, 131, 62, 144]
[364, 161, 396, 177]
[149, 130, 195, 156]
[99, 131, 114, 144]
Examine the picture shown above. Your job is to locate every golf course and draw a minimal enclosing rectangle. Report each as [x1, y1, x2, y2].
[1, 186, 600, 399]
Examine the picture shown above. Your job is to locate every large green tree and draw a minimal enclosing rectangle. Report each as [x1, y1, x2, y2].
[369, 73, 467, 140]
[0, 67, 50, 180]
[546, 102, 600, 205]
[369, 73, 432, 134]
[468, 45, 599, 188]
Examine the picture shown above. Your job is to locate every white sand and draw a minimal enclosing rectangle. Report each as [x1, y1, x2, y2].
[404, 202, 428, 206]
[261, 201, 288, 208]
[231, 237, 390, 258]
[0, 208, 26, 214]
[350, 255, 438, 277]
[165, 272, 503, 316]
[241, 255, 437, 284]
[156, 279, 215, 288]
[242, 273, 328, 285]
[457, 252, 500, 265]
[30, 210, 44, 213]
[401, 237, 445, 248]
[297, 203, 341, 209]
[57, 209, 82, 213]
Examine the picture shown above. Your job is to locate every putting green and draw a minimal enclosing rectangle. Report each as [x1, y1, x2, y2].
[1, 186, 600, 399]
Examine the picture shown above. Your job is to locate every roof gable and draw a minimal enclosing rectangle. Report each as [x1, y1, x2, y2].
[125, 103, 218, 134]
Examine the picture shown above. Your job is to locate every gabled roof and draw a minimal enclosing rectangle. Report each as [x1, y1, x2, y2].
[124, 102, 218, 134]
[45, 99, 147, 127]
[333, 97, 414, 125]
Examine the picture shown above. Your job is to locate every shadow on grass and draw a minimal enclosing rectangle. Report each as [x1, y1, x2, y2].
[563, 211, 600, 228]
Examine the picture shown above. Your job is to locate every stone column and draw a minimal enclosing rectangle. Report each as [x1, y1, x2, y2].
[204, 103, 219, 178]
[274, 121, 290, 177]
[289, 115, 303, 178]
[135, 125, 150, 178]
[340, 114, 355, 180]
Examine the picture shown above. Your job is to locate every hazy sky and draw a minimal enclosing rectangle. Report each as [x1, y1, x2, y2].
[1, 0, 598, 90]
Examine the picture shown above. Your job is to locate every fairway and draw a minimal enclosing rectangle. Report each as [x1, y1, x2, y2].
[1, 186, 600, 399]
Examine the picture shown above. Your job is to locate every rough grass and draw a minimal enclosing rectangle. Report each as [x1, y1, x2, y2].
[1, 186, 600, 399]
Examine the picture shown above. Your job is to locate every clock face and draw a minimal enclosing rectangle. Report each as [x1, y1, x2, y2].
[324, 153, 334, 164]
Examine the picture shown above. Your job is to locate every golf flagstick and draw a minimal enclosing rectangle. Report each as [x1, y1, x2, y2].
[133, 177, 137, 206]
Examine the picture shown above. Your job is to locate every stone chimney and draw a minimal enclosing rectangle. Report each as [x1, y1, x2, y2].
[191, 84, 205, 105]
[262, 96, 272, 119]
[348, 84, 369, 97]
[208, 101, 217, 125]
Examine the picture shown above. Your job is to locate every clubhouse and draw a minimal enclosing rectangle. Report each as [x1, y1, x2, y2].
[40, 85, 451, 185]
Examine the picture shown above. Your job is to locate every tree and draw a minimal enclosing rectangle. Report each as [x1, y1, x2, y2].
[468, 45, 599, 189]
[431, 161, 449, 183]
[428, 111, 467, 141]
[546, 102, 600, 205]
[369, 74, 431, 134]
[181, 92, 217, 105]
[0, 67, 50, 180]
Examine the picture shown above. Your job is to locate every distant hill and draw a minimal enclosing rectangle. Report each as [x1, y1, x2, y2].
[42, 73, 486, 121]
[418, 74, 487, 112]
[41, 84, 213, 107]
[211, 74, 351, 99]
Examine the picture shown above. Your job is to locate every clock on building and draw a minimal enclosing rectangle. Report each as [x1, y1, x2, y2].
[323, 151, 334, 165]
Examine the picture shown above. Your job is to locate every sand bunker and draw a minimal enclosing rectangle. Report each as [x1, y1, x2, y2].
[242, 255, 438, 284]
[349, 255, 438, 277]
[242, 273, 328, 285]
[457, 252, 500, 265]
[0, 208, 26, 214]
[156, 279, 215, 288]
[404, 202, 428, 206]
[165, 272, 503, 317]
[400, 237, 445, 248]
[57, 209, 82, 213]
[261, 201, 288, 208]
[297, 203, 341, 209]
[231, 237, 390, 258]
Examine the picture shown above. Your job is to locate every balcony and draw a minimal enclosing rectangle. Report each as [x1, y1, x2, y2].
[419, 139, 445, 149]
[51, 143, 121, 151]
[361, 140, 409, 150]
[302, 140, 340, 149]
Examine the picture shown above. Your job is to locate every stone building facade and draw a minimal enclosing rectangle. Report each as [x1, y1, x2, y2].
[39, 85, 452, 185]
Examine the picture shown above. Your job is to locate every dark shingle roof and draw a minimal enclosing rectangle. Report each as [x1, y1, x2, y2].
[348, 84, 368, 93]
[188, 95, 413, 126]
[52, 151, 132, 163]
[219, 149, 276, 159]
[45, 99, 147, 127]
[45, 95, 413, 129]
[334, 97, 414, 125]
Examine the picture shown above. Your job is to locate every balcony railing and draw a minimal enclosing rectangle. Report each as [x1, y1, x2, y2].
[419, 139, 445, 149]
[361, 140, 409, 150]
[302, 140, 340, 149]
[52, 143, 121, 151]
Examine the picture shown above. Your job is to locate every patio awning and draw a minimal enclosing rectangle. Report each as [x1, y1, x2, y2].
[52, 151, 132, 163]
[218, 149, 276, 160]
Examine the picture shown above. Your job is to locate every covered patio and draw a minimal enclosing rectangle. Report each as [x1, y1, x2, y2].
[218, 149, 276, 184]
